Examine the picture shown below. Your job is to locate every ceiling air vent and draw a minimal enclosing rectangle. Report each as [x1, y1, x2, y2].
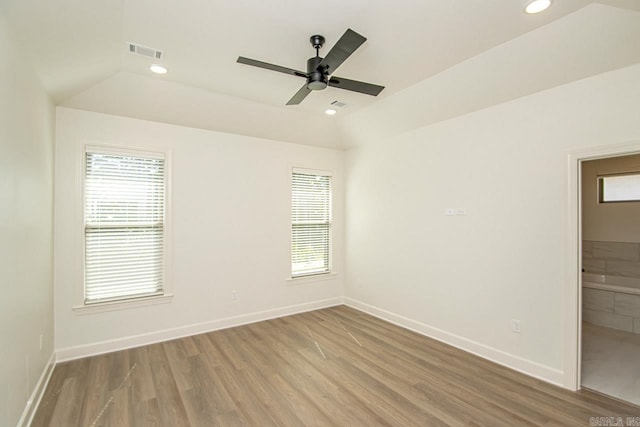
[331, 100, 348, 108]
[127, 42, 164, 60]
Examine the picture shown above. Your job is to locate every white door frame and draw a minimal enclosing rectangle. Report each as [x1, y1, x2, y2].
[565, 139, 640, 390]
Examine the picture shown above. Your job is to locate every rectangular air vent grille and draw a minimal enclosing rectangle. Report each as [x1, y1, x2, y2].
[331, 100, 348, 108]
[128, 42, 164, 60]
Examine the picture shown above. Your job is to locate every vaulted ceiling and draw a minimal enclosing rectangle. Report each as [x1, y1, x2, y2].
[2, 0, 640, 148]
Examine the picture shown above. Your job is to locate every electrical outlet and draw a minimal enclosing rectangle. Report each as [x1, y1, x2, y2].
[512, 319, 521, 334]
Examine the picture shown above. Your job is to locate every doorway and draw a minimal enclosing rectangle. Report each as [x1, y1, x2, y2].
[577, 150, 640, 405]
[566, 141, 640, 394]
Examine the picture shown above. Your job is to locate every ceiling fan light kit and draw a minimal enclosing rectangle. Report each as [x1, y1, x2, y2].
[237, 28, 385, 105]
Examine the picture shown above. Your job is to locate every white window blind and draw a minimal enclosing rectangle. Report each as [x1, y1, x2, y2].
[291, 170, 331, 277]
[84, 150, 166, 304]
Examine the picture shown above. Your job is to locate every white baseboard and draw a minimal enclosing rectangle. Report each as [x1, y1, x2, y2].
[57, 297, 344, 362]
[344, 298, 565, 387]
[18, 351, 56, 427]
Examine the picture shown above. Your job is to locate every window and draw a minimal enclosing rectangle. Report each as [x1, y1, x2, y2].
[84, 147, 167, 304]
[598, 172, 640, 203]
[291, 169, 332, 277]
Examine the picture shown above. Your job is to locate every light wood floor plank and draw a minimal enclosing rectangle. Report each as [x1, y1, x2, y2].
[32, 306, 640, 426]
[247, 320, 393, 426]
[329, 308, 591, 424]
[303, 312, 516, 426]
[308, 309, 547, 425]
[146, 344, 190, 426]
[128, 346, 156, 403]
[330, 306, 636, 420]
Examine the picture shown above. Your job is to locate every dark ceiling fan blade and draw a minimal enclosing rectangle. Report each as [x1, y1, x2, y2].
[237, 56, 307, 78]
[317, 29, 366, 75]
[286, 84, 312, 105]
[328, 76, 384, 96]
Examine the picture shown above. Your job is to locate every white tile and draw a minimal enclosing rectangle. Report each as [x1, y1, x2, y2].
[583, 309, 633, 332]
[604, 275, 640, 290]
[582, 322, 640, 406]
[584, 258, 606, 274]
[583, 240, 593, 259]
[583, 273, 605, 284]
[619, 377, 640, 405]
[614, 293, 640, 317]
[583, 288, 614, 312]
[606, 261, 640, 278]
[593, 241, 639, 261]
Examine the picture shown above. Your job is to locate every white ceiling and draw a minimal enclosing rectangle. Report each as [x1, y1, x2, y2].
[2, 0, 640, 148]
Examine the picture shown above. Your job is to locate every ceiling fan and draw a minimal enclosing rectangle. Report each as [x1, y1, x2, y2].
[237, 28, 385, 105]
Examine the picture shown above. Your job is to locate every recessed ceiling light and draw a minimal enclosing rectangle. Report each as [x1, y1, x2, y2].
[325, 108, 337, 115]
[524, 0, 551, 14]
[150, 64, 168, 74]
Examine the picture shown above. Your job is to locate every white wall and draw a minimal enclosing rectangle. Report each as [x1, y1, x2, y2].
[344, 64, 640, 384]
[54, 107, 344, 358]
[0, 17, 55, 427]
[63, 72, 345, 150]
[582, 154, 640, 243]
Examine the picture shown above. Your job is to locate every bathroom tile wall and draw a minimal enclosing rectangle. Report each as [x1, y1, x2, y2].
[583, 288, 640, 333]
[583, 240, 640, 334]
[583, 241, 640, 277]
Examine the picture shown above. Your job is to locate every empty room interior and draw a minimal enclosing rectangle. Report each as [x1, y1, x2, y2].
[3, 0, 640, 425]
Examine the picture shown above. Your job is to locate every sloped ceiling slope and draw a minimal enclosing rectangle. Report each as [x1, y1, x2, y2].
[62, 72, 344, 149]
[341, 3, 640, 148]
[1, 1, 639, 148]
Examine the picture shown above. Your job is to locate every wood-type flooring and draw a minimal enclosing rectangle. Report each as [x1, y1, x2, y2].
[32, 305, 640, 426]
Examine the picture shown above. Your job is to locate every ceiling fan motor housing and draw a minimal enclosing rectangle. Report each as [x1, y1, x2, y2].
[306, 56, 327, 90]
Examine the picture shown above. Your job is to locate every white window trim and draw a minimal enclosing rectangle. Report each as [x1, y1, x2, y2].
[286, 272, 337, 286]
[73, 142, 173, 314]
[289, 166, 334, 281]
[73, 294, 173, 315]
